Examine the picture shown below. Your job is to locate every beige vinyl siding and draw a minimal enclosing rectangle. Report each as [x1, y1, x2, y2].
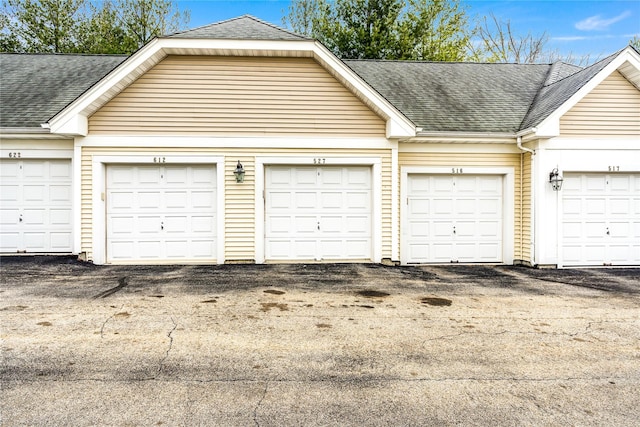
[398, 151, 523, 261]
[521, 152, 532, 263]
[81, 147, 392, 262]
[560, 71, 640, 137]
[89, 56, 386, 136]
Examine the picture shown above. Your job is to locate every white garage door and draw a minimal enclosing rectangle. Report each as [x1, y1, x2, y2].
[0, 159, 72, 253]
[106, 165, 217, 263]
[405, 174, 503, 263]
[265, 166, 372, 261]
[562, 173, 640, 266]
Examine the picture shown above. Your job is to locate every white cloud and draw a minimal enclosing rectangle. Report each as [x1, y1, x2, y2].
[575, 11, 632, 31]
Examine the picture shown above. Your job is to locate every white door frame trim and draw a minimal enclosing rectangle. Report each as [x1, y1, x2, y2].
[255, 156, 383, 263]
[91, 154, 225, 265]
[400, 166, 515, 265]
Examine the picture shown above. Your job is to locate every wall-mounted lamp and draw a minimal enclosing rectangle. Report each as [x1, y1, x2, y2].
[549, 168, 563, 191]
[234, 160, 245, 183]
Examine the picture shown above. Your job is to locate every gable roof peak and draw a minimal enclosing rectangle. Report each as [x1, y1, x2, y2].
[166, 14, 310, 41]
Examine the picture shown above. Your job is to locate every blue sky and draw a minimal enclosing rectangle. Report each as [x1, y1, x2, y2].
[178, 1, 640, 61]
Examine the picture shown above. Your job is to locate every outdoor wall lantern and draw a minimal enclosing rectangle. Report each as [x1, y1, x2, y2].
[549, 168, 563, 191]
[234, 160, 245, 183]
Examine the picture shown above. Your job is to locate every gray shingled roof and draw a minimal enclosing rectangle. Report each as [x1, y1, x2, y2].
[1, 15, 628, 133]
[0, 53, 126, 128]
[520, 52, 618, 129]
[168, 15, 310, 41]
[345, 60, 552, 133]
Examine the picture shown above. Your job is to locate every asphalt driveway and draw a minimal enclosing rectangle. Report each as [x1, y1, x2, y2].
[1, 257, 639, 426]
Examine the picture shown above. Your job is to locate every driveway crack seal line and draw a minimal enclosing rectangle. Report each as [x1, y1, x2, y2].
[100, 304, 124, 338]
[158, 316, 177, 374]
[253, 381, 268, 427]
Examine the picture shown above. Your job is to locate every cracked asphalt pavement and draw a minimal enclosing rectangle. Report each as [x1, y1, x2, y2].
[1, 257, 639, 426]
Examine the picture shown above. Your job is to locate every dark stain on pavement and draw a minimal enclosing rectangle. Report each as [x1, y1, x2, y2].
[421, 297, 452, 306]
[260, 302, 288, 312]
[357, 290, 390, 298]
[264, 289, 286, 295]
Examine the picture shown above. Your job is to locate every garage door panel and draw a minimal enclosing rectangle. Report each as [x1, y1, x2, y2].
[320, 168, 343, 185]
[138, 192, 162, 209]
[23, 185, 45, 202]
[409, 199, 429, 215]
[409, 220, 429, 237]
[433, 199, 453, 215]
[433, 221, 454, 237]
[50, 210, 72, 226]
[0, 184, 19, 201]
[456, 199, 476, 215]
[346, 168, 370, 186]
[192, 190, 215, 209]
[106, 165, 217, 263]
[265, 165, 372, 261]
[192, 216, 215, 233]
[165, 167, 188, 184]
[294, 168, 318, 186]
[346, 192, 369, 210]
[320, 192, 342, 209]
[293, 192, 317, 209]
[23, 233, 46, 250]
[345, 240, 370, 258]
[406, 174, 503, 263]
[268, 192, 291, 209]
[431, 243, 454, 262]
[164, 216, 189, 233]
[165, 191, 188, 208]
[0, 209, 19, 224]
[408, 244, 429, 262]
[562, 173, 640, 266]
[50, 233, 72, 249]
[191, 240, 216, 258]
[584, 198, 606, 216]
[22, 209, 46, 225]
[138, 167, 162, 184]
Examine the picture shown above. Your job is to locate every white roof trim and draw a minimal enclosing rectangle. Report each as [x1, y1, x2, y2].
[536, 46, 640, 137]
[47, 37, 416, 137]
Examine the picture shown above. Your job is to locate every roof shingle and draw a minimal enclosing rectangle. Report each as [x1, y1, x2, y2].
[168, 15, 310, 41]
[345, 60, 551, 133]
[0, 53, 126, 128]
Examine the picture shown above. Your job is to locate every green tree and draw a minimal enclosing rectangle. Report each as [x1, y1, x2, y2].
[398, 0, 472, 61]
[284, 0, 474, 61]
[115, 0, 189, 52]
[631, 35, 640, 51]
[0, 0, 190, 54]
[1, 0, 86, 53]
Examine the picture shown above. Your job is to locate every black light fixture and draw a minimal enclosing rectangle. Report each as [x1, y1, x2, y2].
[549, 168, 563, 191]
[234, 160, 245, 183]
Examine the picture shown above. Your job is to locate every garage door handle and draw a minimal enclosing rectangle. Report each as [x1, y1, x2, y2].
[161, 222, 164, 230]
[453, 226, 456, 234]
[19, 215, 23, 222]
[606, 227, 610, 235]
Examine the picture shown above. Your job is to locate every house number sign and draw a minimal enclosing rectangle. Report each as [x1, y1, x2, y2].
[608, 166, 620, 172]
[153, 156, 166, 163]
[451, 168, 463, 173]
[8, 152, 21, 158]
[313, 158, 326, 164]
